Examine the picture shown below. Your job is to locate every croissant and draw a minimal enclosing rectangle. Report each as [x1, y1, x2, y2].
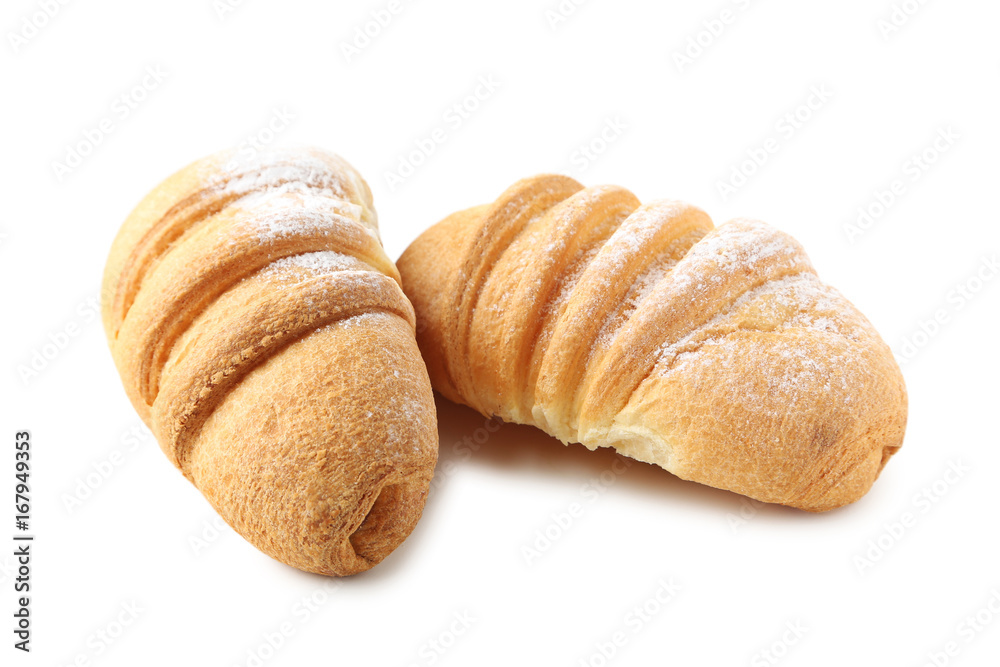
[101, 146, 437, 575]
[397, 175, 906, 511]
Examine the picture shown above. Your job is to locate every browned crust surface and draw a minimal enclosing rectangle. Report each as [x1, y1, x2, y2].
[102, 147, 437, 575]
[398, 175, 906, 512]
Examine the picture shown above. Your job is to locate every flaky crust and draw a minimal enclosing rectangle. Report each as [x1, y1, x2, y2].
[398, 175, 906, 512]
[102, 146, 437, 575]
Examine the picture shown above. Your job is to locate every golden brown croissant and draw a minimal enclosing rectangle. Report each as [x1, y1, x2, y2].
[397, 175, 906, 511]
[102, 146, 437, 575]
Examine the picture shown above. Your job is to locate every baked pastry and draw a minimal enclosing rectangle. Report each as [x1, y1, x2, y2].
[101, 146, 437, 575]
[397, 175, 906, 511]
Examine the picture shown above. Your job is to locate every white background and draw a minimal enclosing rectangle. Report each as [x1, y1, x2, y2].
[2, 0, 999, 665]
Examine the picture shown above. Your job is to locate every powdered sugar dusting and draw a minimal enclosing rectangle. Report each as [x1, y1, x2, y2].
[238, 186, 363, 221]
[650, 272, 869, 408]
[598, 199, 691, 267]
[667, 219, 804, 295]
[197, 145, 378, 234]
[318, 309, 394, 331]
[556, 200, 706, 357]
[594, 254, 679, 351]
[228, 189, 375, 245]
[259, 251, 371, 282]
[323, 310, 431, 451]
[544, 243, 601, 318]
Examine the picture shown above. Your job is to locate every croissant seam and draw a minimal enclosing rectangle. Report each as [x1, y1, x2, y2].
[133, 223, 389, 407]
[170, 300, 413, 475]
[114, 160, 325, 333]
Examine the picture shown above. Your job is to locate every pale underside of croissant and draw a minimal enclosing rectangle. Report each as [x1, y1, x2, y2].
[398, 175, 907, 512]
[102, 146, 437, 575]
